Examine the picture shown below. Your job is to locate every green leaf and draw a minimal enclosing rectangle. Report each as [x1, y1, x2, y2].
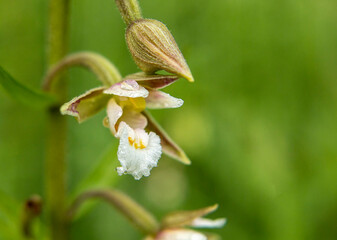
[0, 66, 56, 108]
[69, 142, 119, 220]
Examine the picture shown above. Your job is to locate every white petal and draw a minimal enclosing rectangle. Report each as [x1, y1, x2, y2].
[191, 217, 227, 228]
[156, 229, 207, 240]
[116, 122, 162, 180]
[106, 98, 123, 135]
[104, 79, 149, 98]
[146, 90, 184, 109]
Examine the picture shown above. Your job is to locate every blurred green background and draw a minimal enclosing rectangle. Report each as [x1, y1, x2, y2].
[1, 0, 337, 239]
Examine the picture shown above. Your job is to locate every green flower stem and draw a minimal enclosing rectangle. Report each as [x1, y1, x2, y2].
[67, 189, 160, 235]
[115, 0, 143, 25]
[43, 52, 122, 90]
[45, 0, 70, 239]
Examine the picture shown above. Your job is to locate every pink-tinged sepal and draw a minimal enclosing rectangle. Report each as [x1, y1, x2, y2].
[124, 72, 179, 89]
[60, 87, 110, 123]
[143, 111, 190, 165]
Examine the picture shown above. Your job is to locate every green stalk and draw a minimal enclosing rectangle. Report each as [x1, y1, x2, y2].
[67, 189, 160, 235]
[115, 0, 142, 25]
[45, 0, 70, 239]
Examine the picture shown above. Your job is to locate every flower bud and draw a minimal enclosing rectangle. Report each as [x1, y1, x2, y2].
[126, 19, 194, 82]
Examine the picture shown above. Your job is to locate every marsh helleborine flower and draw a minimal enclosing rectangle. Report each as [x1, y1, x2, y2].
[61, 72, 189, 180]
[126, 19, 194, 83]
[146, 204, 226, 240]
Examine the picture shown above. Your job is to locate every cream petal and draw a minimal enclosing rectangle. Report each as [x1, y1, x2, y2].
[143, 111, 190, 165]
[146, 90, 183, 109]
[156, 229, 207, 240]
[104, 79, 149, 98]
[191, 218, 227, 228]
[60, 87, 110, 123]
[116, 122, 162, 180]
[106, 98, 123, 135]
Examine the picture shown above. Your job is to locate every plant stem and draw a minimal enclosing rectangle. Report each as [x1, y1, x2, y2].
[45, 0, 70, 239]
[67, 189, 160, 235]
[43, 52, 122, 90]
[115, 0, 142, 25]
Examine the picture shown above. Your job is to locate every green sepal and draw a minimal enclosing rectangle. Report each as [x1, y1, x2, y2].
[161, 204, 218, 229]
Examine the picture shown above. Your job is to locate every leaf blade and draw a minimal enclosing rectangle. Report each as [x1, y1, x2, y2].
[0, 66, 55, 108]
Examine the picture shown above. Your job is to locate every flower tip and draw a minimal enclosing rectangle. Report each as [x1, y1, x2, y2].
[182, 156, 192, 165]
[217, 218, 227, 227]
[60, 103, 82, 123]
[180, 70, 194, 83]
[178, 151, 191, 165]
[207, 204, 219, 213]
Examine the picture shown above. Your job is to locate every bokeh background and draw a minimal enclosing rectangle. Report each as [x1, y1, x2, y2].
[1, 0, 337, 239]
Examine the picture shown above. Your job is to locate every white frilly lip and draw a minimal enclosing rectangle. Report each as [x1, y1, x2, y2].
[104, 79, 149, 98]
[116, 122, 162, 180]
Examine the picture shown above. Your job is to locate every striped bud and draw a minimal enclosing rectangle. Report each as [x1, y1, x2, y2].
[126, 19, 194, 82]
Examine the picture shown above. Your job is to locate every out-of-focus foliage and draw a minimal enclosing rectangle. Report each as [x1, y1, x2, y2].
[1, 0, 337, 239]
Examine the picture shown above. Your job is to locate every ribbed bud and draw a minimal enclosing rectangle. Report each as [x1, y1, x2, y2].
[126, 19, 194, 82]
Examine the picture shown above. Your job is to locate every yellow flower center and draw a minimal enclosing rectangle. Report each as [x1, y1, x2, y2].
[118, 97, 146, 112]
[128, 137, 146, 149]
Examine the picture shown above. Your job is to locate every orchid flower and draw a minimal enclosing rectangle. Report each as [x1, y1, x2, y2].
[146, 204, 226, 240]
[61, 72, 190, 180]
